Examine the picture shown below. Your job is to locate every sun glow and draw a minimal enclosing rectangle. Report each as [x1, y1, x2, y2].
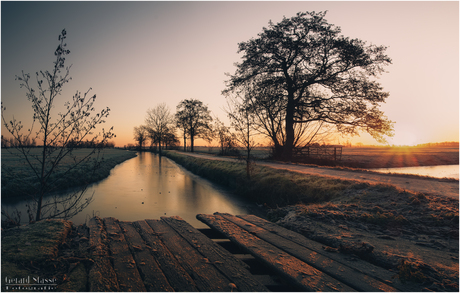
[389, 131, 417, 146]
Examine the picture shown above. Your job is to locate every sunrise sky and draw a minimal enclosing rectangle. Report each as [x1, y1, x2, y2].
[1, 1, 458, 147]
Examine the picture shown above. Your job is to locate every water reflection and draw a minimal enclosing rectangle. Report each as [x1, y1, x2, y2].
[371, 164, 459, 179]
[3, 152, 259, 228]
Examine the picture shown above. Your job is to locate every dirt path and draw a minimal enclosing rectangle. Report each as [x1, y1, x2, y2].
[170, 151, 459, 198]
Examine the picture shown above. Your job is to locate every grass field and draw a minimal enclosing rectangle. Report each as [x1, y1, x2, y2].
[192, 146, 459, 169]
[1, 148, 137, 200]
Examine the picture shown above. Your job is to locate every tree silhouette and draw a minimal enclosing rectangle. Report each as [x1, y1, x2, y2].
[145, 103, 175, 155]
[1, 29, 114, 222]
[226, 95, 258, 179]
[230, 78, 335, 157]
[213, 117, 237, 156]
[133, 125, 148, 150]
[224, 11, 394, 160]
[175, 99, 213, 152]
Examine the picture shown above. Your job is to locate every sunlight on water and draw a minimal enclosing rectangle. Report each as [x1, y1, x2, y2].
[371, 165, 459, 179]
[4, 152, 257, 228]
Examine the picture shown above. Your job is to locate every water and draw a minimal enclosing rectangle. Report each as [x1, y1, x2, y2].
[2, 152, 259, 228]
[371, 164, 459, 179]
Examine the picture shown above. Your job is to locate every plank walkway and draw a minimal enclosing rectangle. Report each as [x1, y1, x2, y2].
[87, 216, 268, 292]
[85, 214, 400, 291]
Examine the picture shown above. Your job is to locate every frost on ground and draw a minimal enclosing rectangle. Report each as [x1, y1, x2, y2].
[269, 186, 459, 291]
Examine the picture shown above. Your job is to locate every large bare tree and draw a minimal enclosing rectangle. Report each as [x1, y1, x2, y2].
[1, 29, 114, 222]
[224, 11, 394, 160]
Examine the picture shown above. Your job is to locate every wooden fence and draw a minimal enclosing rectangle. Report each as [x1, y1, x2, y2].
[294, 145, 343, 162]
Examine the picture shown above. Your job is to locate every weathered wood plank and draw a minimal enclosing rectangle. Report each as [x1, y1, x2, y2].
[118, 221, 174, 292]
[162, 216, 269, 292]
[217, 213, 396, 292]
[104, 218, 146, 292]
[197, 214, 355, 292]
[239, 214, 403, 290]
[133, 220, 198, 292]
[87, 216, 120, 291]
[147, 219, 234, 292]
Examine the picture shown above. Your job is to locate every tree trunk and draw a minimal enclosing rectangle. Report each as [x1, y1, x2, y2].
[246, 119, 251, 179]
[158, 138, 162, 156]
[246, 149, 251, 180]
[183, 133, 186, 152]
[284, 94, 295, 161]
[190, 135, 194, 152]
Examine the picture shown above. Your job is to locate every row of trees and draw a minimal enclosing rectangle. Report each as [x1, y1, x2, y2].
[134, 99, 214, 153]
[134, 98, 257, 178]
[1, 135, 115, 148]
[1, 135, 37, 148]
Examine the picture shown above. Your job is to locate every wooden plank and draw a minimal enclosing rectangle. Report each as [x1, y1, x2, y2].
[239, 214, 402, 290]
[118, 221, 174, 292]
[147, 219, 234, 292]
[161, 216, 269, 292]
[104, 218, 146, 292]
[87, 217, 120, 291]
[218, 213, 396, 292]
[133, 220, 198, 292]
[197, 214, 355, 292]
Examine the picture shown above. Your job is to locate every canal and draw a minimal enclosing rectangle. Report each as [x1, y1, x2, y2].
[370, 164, 459, 179]
[3, 152, 261, 228]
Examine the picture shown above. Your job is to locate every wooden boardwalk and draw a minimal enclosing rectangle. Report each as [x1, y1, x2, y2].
[85, 214, 401, 292]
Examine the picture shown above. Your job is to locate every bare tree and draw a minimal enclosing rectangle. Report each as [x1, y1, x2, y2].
[145, 103, 175, 155]
[214, 117, 237, 156]
[235, 79, 335, 157]
[175, 99, 213, 152]
[162, 131, 179, 149]
[176, 116, 189, 152]
[1, 29, 114, 222]
[226, 95, 258, 179]
[133, 125, 148, 150]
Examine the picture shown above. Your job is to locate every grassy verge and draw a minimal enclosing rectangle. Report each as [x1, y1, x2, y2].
[164, 151, 397, 208]
[1, 148, 137, 200]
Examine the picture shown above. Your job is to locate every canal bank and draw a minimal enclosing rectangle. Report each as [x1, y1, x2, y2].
[166, 150, 459, 199]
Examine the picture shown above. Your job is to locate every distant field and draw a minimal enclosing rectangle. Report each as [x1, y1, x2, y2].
[1, 148, 137, 200]
[192, 146, 459, 169]
[341, 146, 459, 168]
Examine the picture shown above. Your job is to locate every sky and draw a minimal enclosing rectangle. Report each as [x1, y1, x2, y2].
[1, 1, 458, 147]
